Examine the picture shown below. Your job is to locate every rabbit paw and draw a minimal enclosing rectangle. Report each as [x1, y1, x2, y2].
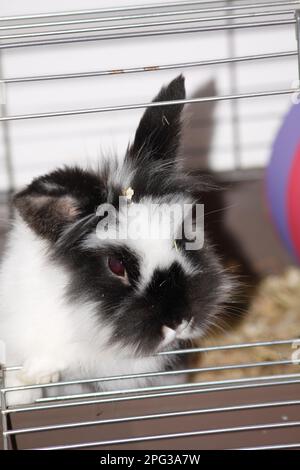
[4, 359, 61, 407]
[19, 358, 60, 385]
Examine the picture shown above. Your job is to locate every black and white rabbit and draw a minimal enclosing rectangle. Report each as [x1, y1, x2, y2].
[0, 76, 231, 405]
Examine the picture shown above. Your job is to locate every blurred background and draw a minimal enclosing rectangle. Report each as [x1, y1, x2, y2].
[0, 0, 296, 181]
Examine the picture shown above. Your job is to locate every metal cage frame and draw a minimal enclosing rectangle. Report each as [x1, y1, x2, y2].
[1, 0, 300, 450]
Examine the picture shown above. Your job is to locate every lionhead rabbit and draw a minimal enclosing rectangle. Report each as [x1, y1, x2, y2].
[0, 75, 231, 405]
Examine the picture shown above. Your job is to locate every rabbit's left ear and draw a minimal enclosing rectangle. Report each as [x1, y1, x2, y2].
[128, 75, 186, 163]
[13, 167, 106, 242]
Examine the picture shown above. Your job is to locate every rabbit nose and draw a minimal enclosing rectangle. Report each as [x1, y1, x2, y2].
[161, 326, 177, 346]
[161, 318, 193, 347]
[176, 319, 190, 333]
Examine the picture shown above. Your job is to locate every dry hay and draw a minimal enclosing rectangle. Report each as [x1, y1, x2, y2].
[193, 268, 300, 382]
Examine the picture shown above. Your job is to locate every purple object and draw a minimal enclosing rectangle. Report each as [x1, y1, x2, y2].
[266, 102, 300, 258]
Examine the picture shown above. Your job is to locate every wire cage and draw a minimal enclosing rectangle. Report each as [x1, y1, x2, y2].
[1, 0, 300, 450]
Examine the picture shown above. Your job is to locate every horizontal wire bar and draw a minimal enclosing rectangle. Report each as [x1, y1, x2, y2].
[0, 10, 293, 41]
[238, 443, 300, 450]
[3, 338, 300, 371]
[4, 374, 300, 415]
[5, 399, 300, 437]
[0, 0, 294, 23]
[0, 88, 296, 122]
[2, 51, 297, 84]
[0, 2, 297, 32]
[34, 420, 300, 450]
[34, 362, 300, 402]
[2, 358, 297, 394]
[0, 19, 294, 49]
[2, 366, 21, 372]
[159, 338, 300, 356]
[28, 375, 300, 401]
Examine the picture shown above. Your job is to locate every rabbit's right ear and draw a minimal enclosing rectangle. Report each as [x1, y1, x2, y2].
[128, 75, 186, 164]
[14, 167, 106, 242]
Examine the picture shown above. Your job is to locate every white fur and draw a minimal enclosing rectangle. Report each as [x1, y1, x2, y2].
[0, 217, 179, 406]
[87, 194, 200, 292]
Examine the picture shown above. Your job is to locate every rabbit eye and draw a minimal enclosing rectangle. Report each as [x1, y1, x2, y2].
[108, 256, 125, 278]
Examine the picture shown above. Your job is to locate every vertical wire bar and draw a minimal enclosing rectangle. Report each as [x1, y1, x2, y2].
[0, 51, 15, 211]
[227, 0, 242, 169]
[0, 367, 9, 450]
[295, 10, 300, 81]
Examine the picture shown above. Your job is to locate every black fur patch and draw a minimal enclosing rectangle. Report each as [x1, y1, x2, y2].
[129, 75, 185, 163]
[105, 245, 227, 356]
[144, 262, 190, 329]
[58, 241, 142, 310]
[14, 167, 107, 242]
